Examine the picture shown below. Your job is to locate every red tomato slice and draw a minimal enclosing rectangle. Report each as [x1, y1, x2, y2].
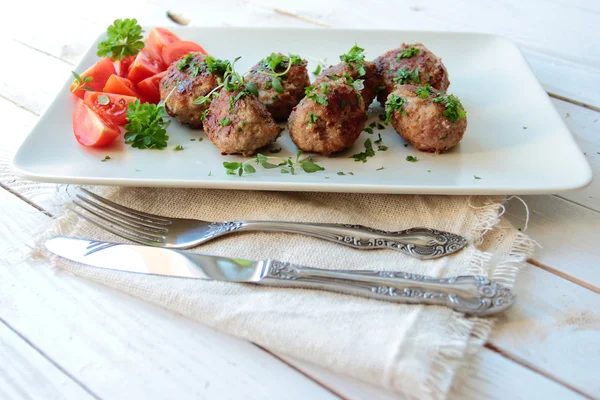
[70, 58, 116, 99]
[145, 28, 180, 55]
[83, 91, 138, 126]
[104, 74, 142, 99]
[127, 47, 165, 84]
[162, 41, 207, 66]
[113, 55, 136, 78]
[136, 71, 167, 104]
[72, 99, 120, 147]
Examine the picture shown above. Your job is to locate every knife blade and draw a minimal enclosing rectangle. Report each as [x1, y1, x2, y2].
[45, 236, 265, 282]
[44, 236, 515, 316]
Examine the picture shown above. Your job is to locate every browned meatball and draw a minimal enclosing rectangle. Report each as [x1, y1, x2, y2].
[245, 53, 310, 122]
[203, 88, 281, 156]
[314, 60, 380, 107]
[375, 43, 450, 106]
[160, 53, 227, 128]
[386, 85, 467, 153]
[289, 82, 367, 156]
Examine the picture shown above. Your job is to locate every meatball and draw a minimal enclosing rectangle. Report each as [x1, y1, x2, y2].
[160, 53, 226, 128]
[386, 85, 467, 153]
[203, 88, 281, 156]
[289, 82, 367, 156]
[314, 60, 380, 107]
[375, 43, 450, 106]
[245, 53, 310, 122]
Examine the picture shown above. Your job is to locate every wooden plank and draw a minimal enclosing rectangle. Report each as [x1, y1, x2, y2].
[0, 188, 337, 400]
[0, 320, 95, 400]
[278, 348, 586, 400]
[505, 195, 600, 289]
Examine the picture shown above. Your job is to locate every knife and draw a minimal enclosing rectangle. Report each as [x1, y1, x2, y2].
[45, 236, 515, 316]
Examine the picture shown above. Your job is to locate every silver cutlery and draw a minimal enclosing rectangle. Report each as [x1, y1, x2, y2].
[71, 188, 467, 260]
[45, 236, 513, 316]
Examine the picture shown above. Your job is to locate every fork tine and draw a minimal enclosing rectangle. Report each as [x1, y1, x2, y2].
[76, 195, 168, 232]
[72, 208, 162, 247]
[79, 188, 171, 224]
[73, 200, 166, 242]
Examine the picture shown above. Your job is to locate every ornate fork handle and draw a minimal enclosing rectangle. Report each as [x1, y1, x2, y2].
[208, 221, 467, 260]
[259, 260, 514, 316]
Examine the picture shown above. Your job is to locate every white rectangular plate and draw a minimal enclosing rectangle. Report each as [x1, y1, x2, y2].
[12, 27, 592, 194]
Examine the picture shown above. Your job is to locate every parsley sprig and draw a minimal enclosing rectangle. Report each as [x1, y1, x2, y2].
[350, 138, 375, 162]
[415, 84, 433, 99]
[257, 53, 301, 94]
[430, 94, 467, 123]
[397, 47, 420, 61]
[71, 72, 93, 92]
[223, 150, 325, 176]
[193, 57, 258, 105]
[384, 95, 408, 124]
[393, 67, 420, 85]
[304, 86, 329, 106]
[339, 45, 367, 76]
[124, 88, 175, 150]
[97, 18, 144, 60]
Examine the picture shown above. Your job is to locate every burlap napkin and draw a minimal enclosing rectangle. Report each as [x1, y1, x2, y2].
[34, 185, 533, 399]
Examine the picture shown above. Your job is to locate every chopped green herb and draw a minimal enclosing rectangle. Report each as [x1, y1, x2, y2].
[305, 86, 328, 106]
[415, 84, 433, 99]
[289, 54, 302, 65]
[376, 166, 384, 171]
[71, 71, 93, 92]
[404, 143, 409, 147]
[200, 109, 210, 122]
[393, 67, 420, 85]
[474, 175, 482, 180]
[364, 127, 374, 134]
[430, 94, 466, 123]
[348, 172, 354, 175]
[377, 123, 385, 130]
[523, 126, 528, 130]
[271, 95, 278, 101]
[350, 138, 375, 163]
[124, 99, 170, 149]
[269, 148, 282, 154]
[100, 155, 111, 162]
[337, 172, 345, 175]
[174, 144, 184, 151]
[339, 44, 367, 76]
[190, 138, 196, 141]
[223, 150, 324, 176]
[374, 133, 383, 144]
[369, 122, 377, 128]
[308, 113, 318, 124]
[208, 171, 212, 176]
[271, 77, 284, 93]
[97, 18, 144, 60]
[396, 46, 420, 61]
[177, 54, 194, 71]
[406, 155, 418, 162]
[427, 169, 432, 173]
[219, 117, 232, 126]
[205, 55, 230, 75]
[326, 75, 339, 80]
[378, 145, 388, 151]
[384, 94, 408, 124]
[313, 64, 322, 75]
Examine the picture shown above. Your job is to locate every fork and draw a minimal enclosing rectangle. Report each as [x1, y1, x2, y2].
[71, 188, 468, 260]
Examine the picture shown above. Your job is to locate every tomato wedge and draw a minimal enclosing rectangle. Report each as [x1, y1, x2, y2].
[70, 58, 116, 99]
[162, 41, 207, 66]
[136, 71, 167, 104]
[113, 55, 136, 78]
[145, 28, 180, 55]
[84, 91, 138, 126]
[72, 99, 120, 147]
[127, 47, 165, 84]
[104, 74, 142, 99]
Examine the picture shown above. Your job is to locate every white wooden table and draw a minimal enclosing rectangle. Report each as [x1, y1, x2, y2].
[1, 1, 599, 398]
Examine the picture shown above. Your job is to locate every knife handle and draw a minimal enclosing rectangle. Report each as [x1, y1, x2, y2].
[259, 260, 514, 316]
[233, 221, 467, 260]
